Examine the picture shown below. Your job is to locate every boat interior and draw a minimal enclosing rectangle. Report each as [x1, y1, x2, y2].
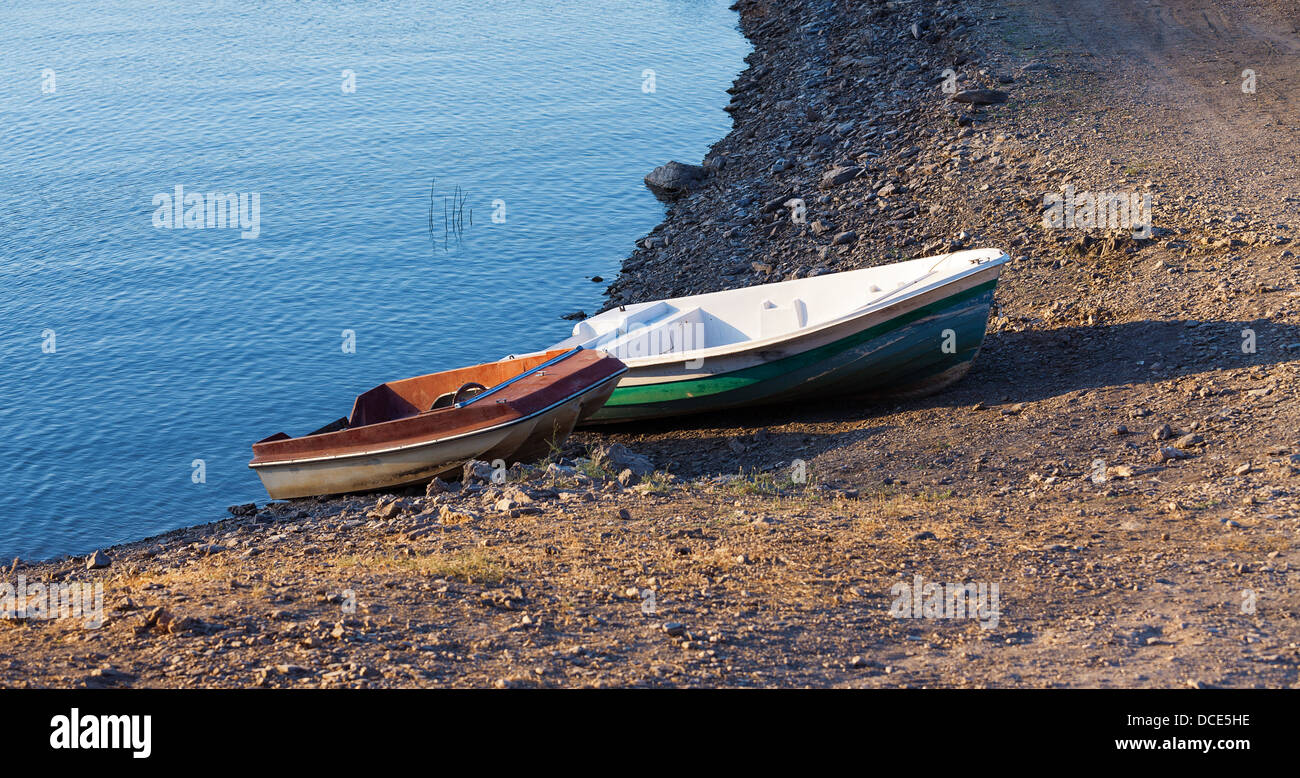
[290, 349, 576, 436]
[553, 249, 1005, 358]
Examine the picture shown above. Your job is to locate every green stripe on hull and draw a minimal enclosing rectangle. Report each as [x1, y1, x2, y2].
[588, 279, 997, 423]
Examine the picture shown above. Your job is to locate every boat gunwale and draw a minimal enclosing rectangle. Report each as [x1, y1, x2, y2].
[251, 348, 614, 463]
[249, 367, 626, 469]
[573, 250, 1008, 368]
[600, 276, 999, 406]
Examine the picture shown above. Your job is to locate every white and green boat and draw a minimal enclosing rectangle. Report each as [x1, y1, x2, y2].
[546, 248, 1010, 424]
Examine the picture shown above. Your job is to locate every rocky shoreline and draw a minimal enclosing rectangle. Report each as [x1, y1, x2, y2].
[4, 0, 1299, 688]
[612, 0, 1018, 306]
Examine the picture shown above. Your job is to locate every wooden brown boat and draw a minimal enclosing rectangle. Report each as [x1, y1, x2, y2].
[249, 347, 626, 499]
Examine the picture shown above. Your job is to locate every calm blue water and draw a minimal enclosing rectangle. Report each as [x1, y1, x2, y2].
[0, 0, 747, 560]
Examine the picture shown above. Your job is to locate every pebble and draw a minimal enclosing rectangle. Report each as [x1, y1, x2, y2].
[1155, 446, 1193, 462]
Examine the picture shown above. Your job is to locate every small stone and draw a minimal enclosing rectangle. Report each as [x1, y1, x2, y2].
[86, 550, 112, 570]
[371, 500, 405, 519]
[546, 462, 578, 478]
[662, 622, 687, 637]
[819, 165, 861, 189]
[1153, 424, 1174, 440]
[425, 477, 455, 497]
[140, 607, 197, 635]
[90, 666, 135, 681]
[951, 88, 1009, 105]
[1155, 446, 1193, 462]
[602, 444, 654, 476]
[831, 230, 858, 245]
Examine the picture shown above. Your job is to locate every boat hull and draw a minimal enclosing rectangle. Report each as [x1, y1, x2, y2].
[583, 270, 999, 424]
[253, 374, 619, 499]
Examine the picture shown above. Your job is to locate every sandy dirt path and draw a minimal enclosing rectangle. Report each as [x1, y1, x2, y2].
[1011, 0, 1300, 221]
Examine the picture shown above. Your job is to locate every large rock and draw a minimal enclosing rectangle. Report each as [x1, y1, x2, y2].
[461, 459, 494, 484]
[819, 165, 861, 189]
[602, 444, 654, 476]
[951, 88, 1009, 105]
[644, 161, 707, 199]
